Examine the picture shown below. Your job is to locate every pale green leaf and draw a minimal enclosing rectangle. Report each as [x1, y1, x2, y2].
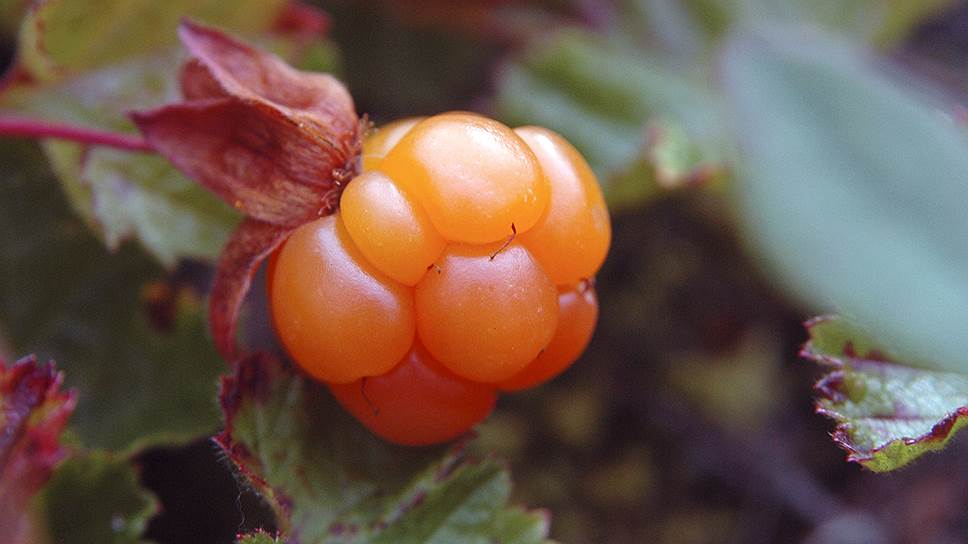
[18, 0, 287, 81]
[2, 51, 241, 266]
[723, 29, 968, 374]
[804, 317, 968, 472]
[495, 30, 723, 209]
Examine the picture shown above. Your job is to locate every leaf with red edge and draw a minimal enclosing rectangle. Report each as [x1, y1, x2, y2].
[216, 352, 550, 544]
[132, 20, 362, 228]
[209, 218, 292, 360]
[804, 316, 968, 472]
[0, 355, 76, 543]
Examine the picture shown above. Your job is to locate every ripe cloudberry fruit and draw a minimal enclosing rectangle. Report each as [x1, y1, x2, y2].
[268, 112, 610, 445]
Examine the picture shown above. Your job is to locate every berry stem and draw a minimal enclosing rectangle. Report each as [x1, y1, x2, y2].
[0, 116, 155, 152]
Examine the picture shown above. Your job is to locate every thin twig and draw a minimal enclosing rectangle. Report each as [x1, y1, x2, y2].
[0, 116, 155, 152]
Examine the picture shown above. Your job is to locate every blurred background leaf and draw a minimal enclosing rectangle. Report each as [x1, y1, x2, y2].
[723, 28, 968, 374]
[17, 0, 287, 81]
[495, 29, 725, 210]
[32, 451, 159, 544]
[0, 142, 224, 451]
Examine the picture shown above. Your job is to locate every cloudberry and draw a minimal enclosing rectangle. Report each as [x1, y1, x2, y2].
[268, 112, 609, 445]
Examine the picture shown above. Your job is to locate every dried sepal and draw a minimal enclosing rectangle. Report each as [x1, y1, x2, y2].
[131, 20, 361, 228]
[132, 98, 349, 227]
[210, 218, 293, 360]
[0, 356, 76, 542]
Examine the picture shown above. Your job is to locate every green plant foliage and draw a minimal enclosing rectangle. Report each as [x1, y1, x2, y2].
[804, 317, 968, 472]
[17, 0, 286, 81]
[218, 353, 549, 544]
[47, 142, 239, 267]
[723, 0, 954, 46]
[494, 30, 723, 208]
[238, 531, 283, 544]
[1, 47, 241, 266]
[722, 28, 968, 375]
[0, 142, 224, 451]
[33, 451, 159, 544]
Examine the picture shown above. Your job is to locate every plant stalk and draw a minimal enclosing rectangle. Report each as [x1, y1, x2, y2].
[0, 116, 154, 152]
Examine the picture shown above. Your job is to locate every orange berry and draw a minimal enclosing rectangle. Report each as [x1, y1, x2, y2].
[268, 215, 415, 383]
[328, 343, 498, 446]
[379, 112, 549, 244]
[340, 170, 446, 285]
[268, 113, 612, 445]
[499, 284, 598, 391]
[415, 242, 558, 383]
[362, 117, 424, 171]
[516, 126, 611, 286]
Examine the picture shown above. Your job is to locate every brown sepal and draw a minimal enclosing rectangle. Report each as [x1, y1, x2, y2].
[0, 356, 76, 542]
[131, 20, 361, 227]
[132, 98, 350, 226]
[210, 218, 294, 361]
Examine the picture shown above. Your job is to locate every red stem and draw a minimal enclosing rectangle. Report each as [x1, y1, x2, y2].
[0, 116, 155, 152]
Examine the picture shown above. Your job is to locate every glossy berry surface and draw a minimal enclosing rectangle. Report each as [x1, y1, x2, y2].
[515, 126, 611, 287]
[328, 343, 497, 446]
[499, 284, 599, 392]
[415, 242, 559, 383]
[268, 111, 610, 445]
[268, 215, 415, 384]
[379, 112, 549, 244]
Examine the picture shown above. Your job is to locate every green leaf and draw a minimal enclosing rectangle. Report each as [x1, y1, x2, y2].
[494, 30, 723, 208]
[804, 317, 968, 472]
[1, 52, 241, 266]
[0, 142, 225, 451]
[48, 143, 239, 267]
[218, 353, 549, 544]
[238, 531, 283, 544]
[711, 0, 953, 46]
[723, 29, 968, 374]
[33, 451, 159, 544]
[18, 0, 287, 81]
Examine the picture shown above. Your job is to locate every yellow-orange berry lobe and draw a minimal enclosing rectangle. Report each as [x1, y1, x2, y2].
[362, 117, 424, 172]
[499, 284, 599, 391]
[268, 113, 612, 446]
[340, 170, 445, 286]
[515, 126, 611, 286]
[269, 215, 415, 384]
[415, 242, 558, 383]
[379, 112, 549, 244]
[328, 343, 497, 446]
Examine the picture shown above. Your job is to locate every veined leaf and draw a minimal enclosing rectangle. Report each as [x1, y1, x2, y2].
[2, 51, 241, 267]
[217, 352, 549, 544]
[804, 316, 968, 472]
